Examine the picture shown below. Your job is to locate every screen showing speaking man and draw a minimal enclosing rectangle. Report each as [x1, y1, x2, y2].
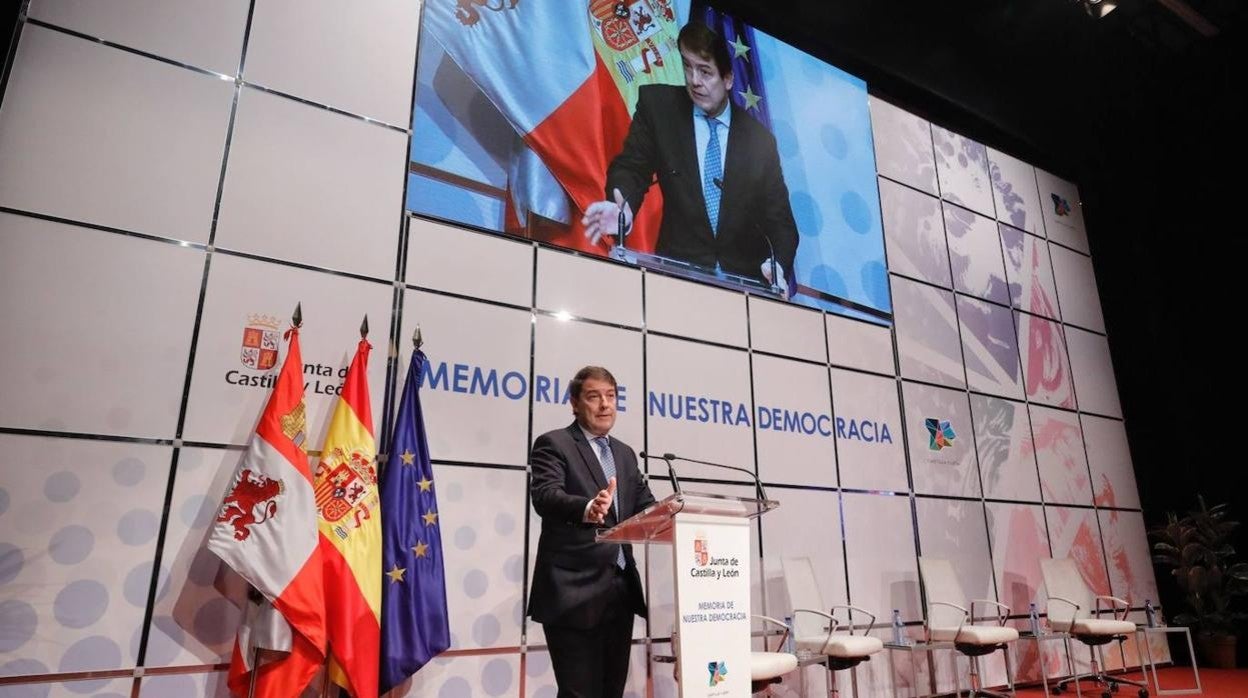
[408, 0, 889, 320]
[582, 21, 798, 295]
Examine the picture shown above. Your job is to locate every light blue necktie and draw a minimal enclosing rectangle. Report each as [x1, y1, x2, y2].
[702, 115, 723, 236]
[593, 436, 626, 569]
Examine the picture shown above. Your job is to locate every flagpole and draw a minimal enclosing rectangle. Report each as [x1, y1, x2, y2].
[320, 660, 332, 698]
[246, 644, 260, 698]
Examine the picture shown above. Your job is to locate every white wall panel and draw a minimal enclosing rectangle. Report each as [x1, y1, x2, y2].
[986, 503, 1049, 616]
[945, 203, 1008, 304]
[214, 88, 406, 279]
[1099, 509, 1159, 608]
[0, 215, 203, 438]
[830, 369, 908, 493]
[880, 178, 949, 286]
[761, 488, 846, 622]
[0, 435, 171, 677]
[958, 296, 1023, 400]
[915, 498, 994, 602]
[244, 0, 421, 125]
[932, 126, 994, 217]
[748, 296, 826, 363]
[1030, 405, 1092, 506]
[842, 493, 920, 622]
[891, 277, 964, 388]
[752, 355, 837, 487]
[826, 314, 894, 375]
[29, 0, 249, 75]
[435, 465, 527, 649]
[1016, 311, 1076, 409]
[536, 248, 642, 327]
[394, 652, 521, 698]
[1000, 226, 1060, 320]
[1066, 327, 1122, 418]
[406, 217, 533, 307]
[987, 147, 1042, 235]
[971, 394, 1040, 502]
[398, 291, 532, 465]
[645, 336, 754, 483]
[645, 274, 747, 348]
[1082, 415, 1141, 509]
[869, 96, 937, 196]
[0, 25, 233, 243]
[1051, 244, 1105, 332]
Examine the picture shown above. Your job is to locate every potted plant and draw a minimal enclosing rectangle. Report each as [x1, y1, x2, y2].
[1149, 496, 1248, 668]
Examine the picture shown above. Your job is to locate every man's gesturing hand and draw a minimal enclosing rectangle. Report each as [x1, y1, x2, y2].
[582, 188, 633, 247]
[587, 477, 617, 524]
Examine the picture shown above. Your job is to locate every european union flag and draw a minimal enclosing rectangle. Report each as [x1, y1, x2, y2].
[380, 350, 450, 692]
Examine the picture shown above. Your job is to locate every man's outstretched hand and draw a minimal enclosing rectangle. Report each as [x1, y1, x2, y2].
[586, 477, 617, 524]
[582, 188, 633, 247]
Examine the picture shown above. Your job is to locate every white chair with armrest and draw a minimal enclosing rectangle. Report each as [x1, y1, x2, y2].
[919, 556, 1019, 697]
[1039, 557, 1148, 698]
[782, 557, 884, 697]
[749, 615, 800, 694]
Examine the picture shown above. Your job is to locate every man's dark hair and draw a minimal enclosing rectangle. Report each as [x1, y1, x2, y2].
[677, 21, 732, 78]
[569, 366, 617, 400]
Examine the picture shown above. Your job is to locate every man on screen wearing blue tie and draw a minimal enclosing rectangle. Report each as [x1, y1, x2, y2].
[528, 366, 656, 698]
[582, 21, 799, 294]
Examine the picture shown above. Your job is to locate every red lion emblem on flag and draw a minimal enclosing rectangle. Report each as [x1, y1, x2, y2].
[217, 468, 285, 541]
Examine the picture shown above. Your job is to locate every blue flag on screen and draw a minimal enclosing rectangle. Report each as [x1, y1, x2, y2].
[380, 350, 450, 692]
[694, 2, 772, 130]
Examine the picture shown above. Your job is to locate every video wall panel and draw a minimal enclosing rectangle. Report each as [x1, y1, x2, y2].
[0, 2, 1154, 696]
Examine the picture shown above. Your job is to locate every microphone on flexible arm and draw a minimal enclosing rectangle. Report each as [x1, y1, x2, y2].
[662, 452, 769, 505]
[616, 189, 629, 251]
[638, 451, 681, 496]
[712, 178, 780, 293]
[761, 230, 780, 294]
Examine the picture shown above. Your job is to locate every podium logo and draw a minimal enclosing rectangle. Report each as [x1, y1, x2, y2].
[925, 418, 956, 451]
[707, 660, 727, 686]
[241, 314, 281, 370]
[693, 533, 709, 566]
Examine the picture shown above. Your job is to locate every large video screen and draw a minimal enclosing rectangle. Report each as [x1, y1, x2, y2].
[406, 0, 890, 320]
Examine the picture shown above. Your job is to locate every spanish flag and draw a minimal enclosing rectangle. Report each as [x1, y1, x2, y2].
[313, 338, 380, 697]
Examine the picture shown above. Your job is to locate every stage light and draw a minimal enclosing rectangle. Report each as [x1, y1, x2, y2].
[1082, 0, 1119, 19]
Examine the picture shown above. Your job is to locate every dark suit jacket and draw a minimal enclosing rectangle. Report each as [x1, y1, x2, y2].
[607, 84, 799, 281]
[527, 422, 656, 629]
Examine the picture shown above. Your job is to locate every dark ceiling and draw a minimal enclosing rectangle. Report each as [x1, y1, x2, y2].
[717, 0, 1245, 175]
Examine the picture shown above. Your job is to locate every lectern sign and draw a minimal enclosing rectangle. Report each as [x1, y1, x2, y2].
[672, 513, 751, 697]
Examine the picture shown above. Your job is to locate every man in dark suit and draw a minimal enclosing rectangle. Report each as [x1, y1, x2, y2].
[528, 366, 656, 698]
[582, 21, 799, 292]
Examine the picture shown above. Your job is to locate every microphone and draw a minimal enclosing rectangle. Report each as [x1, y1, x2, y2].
[662, 452, 769, 504]
[638, 451, 681, 496]
[713, 179, 778, 292]
[617, 204, 628, 250]
[761, 231, 779, 293]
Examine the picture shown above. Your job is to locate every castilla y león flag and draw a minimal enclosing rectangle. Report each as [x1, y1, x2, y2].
[208, 324, 326, 697]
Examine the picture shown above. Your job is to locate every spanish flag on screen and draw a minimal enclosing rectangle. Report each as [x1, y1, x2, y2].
[313, 338, 381, 697]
